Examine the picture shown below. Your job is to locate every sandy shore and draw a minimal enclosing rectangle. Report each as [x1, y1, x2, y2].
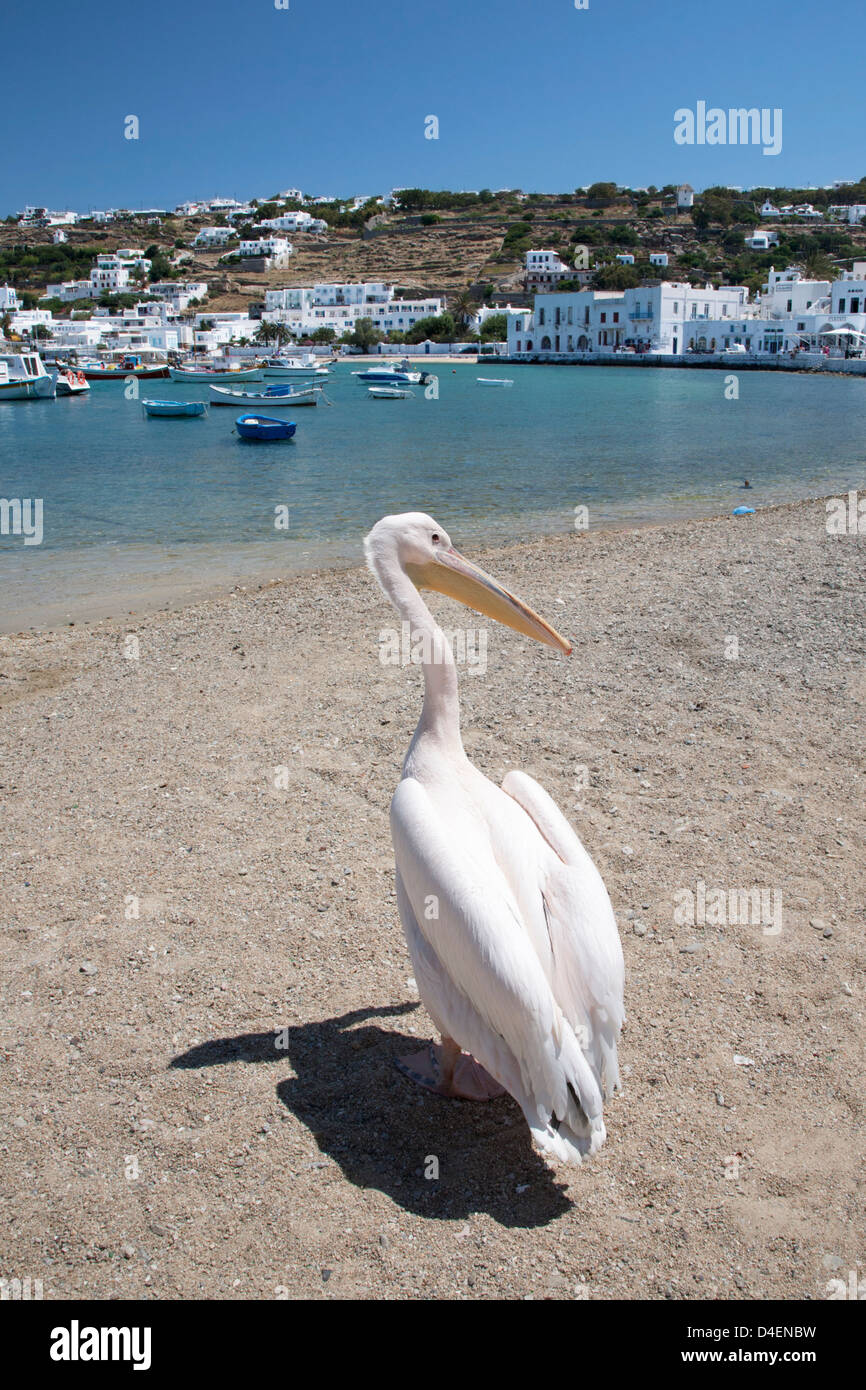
[0, 497, 863, 1301]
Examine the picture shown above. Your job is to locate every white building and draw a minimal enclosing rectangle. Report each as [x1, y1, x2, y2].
[192, 312, 259, 351]
[263, 280, 442, 337]
[744, 230, 780, 250]
[193, 226, 234, 246]
[256, 212, 327, 234]
[649, 252, 669, 267]
[148, 281, 209, 310]
[42, 279, 94, 303]
[238, 237, 292, 265]
[0, 285, 21, 312]
[278, 189, 304, 203]
[524, 249, 572, 290]
[507, 281, 752, 356]
[677, 184, 695, 209]
[760, 199, 781, 217]
[846, 205, 866, 225]
[615, 253, 635, 265]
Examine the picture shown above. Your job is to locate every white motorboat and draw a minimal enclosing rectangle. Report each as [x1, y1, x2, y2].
[54, 366, 91, 396]
[0, 352, 56, 400]
[353, 357, 424, 384]
[368, 385, 415, 399]
[477, 377, 514, 386]
[261, 355, 329, 378]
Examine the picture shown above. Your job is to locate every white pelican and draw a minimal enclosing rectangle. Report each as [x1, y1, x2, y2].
[365, 513, 624, 1164]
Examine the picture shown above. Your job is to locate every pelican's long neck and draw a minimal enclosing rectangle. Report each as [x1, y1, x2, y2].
[380, 558, 464, 756]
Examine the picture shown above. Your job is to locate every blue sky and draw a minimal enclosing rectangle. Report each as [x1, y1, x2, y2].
[5, 0, 864, 213]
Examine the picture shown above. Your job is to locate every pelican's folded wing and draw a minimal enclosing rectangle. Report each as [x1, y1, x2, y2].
[501, 769, 625, 1097]
[391, 775, 605, 1162]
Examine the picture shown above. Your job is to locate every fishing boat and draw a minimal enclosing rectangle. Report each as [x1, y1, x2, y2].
[169, 364, 263, 383]
[209, 383, 322, 406]
[142, 399, 208, 417]
[81, 352, 170, 380]
[54, 367, 90, 396]
[368, 385, 414, 399]
[477, 377, 514, 386]
[260, 355, 329, 379]
[235, 414, 297, 441]
[352, 357, 425, 385]
[0, 352, 56, 400]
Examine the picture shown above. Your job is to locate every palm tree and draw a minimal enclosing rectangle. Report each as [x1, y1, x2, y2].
[450, 289, 479, 333]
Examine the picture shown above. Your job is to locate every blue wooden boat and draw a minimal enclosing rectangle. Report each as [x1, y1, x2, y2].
[235, 414, 297, 441]
[142, 398, 207, 417]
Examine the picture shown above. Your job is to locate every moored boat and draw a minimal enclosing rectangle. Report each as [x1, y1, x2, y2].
[261, 355, 328, 378]
[234, 414, 297, 441]
[368, 385, 415, 399]
[477, 377, 514, 386]
[55, 367, 90, 396]
[0, 352, 56, 400]
[352, 357, 426, 385]
[209, 383, 322, 406]
[142, 399, 208, 417]
[81, 352, 170, 380]
[169, 364, 263, 383]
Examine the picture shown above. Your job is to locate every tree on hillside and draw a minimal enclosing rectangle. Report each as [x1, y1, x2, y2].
[592, 263, 640, 290]
[586, 182, 618, 205]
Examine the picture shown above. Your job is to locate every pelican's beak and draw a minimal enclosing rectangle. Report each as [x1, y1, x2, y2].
[406, 547, 572, 654]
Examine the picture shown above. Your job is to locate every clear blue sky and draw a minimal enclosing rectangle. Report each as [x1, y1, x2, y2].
[5, 0, 863, 213]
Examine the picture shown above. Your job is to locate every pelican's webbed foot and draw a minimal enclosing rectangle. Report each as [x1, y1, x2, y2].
[395, 1039, 506, 1101]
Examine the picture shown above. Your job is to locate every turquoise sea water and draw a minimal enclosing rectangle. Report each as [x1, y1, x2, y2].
[1, 361, 866, 627]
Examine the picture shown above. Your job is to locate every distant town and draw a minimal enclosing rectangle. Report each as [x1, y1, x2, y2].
[3, 179, 866, 369]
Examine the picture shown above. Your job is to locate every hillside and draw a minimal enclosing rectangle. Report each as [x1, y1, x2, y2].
[4, 183, 866, 318]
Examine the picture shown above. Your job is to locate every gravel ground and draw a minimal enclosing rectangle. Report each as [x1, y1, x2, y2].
[0, 497, 863, 1301]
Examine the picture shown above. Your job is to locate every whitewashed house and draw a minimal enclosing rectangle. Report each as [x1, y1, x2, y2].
[677, 184, 695, 209]
[524, 249, 572, 290]
[0, 285, 21, 311]
[194, 226, 234, 247]
[238, 237, 292, 266]
[649, 252, 669, 267]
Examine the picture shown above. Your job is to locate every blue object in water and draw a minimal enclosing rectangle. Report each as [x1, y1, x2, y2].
[235, 414, 297, 441]
[732, 505, 755, 515]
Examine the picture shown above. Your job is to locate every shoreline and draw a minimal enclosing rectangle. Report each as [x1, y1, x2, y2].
[0, 490, 838, 637]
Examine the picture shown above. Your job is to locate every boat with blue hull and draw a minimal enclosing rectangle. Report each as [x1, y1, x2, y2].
[234, 414, 297, 441]
[142, 399, 208, 418]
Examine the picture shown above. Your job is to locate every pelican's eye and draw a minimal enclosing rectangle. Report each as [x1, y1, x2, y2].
[431, 532, 440, 543]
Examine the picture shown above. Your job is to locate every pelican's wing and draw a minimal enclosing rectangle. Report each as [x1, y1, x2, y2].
[391, 776, 605, 1163]
[501, 769, 625, 1097]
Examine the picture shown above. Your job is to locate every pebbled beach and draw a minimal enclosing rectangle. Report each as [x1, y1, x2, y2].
[0, 496, 863, 1300]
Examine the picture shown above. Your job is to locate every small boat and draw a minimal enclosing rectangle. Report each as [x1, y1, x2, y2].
[82, 353, 170, 380]
[0, 352, 56, 400]
[169, 364, 262, 382]
[353, 357, 424, 384]
[477, 377, 513, 386]
[54, 367, 90, 396]
[368, 385, 414, 399]
[142, 398, 208, 417]
[235, 414, 297, 441]
[209, 383, 322, 406]
[261, 355, 329, 379]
